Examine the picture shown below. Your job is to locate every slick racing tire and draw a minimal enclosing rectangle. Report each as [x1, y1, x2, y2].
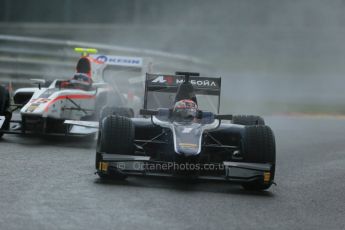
[0, 85, 11, 138]
[100, 106, 134, 122]
[98, 115, 135, 155]
[232, 115, 265, 125]
[241, 125, 276, 191]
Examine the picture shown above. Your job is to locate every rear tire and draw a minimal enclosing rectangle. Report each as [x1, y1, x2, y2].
[98, 115, 135, 155]
[241, 125, 276, 190]
[232, 115, 265, 125]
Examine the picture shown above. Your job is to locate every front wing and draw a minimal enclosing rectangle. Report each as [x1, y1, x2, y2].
[97, 153, 273, 184]
[0, 116, 98, 137]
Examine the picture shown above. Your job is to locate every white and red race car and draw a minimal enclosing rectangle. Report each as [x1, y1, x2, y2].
[0, 48, 144, 137]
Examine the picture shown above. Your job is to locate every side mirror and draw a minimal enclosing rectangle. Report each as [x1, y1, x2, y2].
[30, 79, 46, 89]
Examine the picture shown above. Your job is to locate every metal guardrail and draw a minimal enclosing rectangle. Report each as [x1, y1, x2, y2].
[0, 34, 211, 85]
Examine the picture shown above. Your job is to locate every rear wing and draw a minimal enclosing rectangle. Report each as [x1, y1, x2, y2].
[144, 73, 221, 113]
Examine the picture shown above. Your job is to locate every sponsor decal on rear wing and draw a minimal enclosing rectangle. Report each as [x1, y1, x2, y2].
[144, 73, 221, 112]
[145, 73, 221, 95]
[90, 54, 143, 68]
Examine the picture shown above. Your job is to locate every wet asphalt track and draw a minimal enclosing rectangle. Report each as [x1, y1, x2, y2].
[0, 116, 344, 230]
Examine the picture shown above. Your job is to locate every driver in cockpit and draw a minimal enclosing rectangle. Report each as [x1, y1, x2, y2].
[72, 73, 92, 84]
[60, 73, 92, 90]
[170, 76, 199, 122]
[172, 99, 198, 122]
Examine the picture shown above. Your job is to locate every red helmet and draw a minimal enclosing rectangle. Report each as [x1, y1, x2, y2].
[173, 99, 198, 121]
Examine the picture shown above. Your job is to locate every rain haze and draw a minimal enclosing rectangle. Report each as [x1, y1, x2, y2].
[1, 0, 345, 114]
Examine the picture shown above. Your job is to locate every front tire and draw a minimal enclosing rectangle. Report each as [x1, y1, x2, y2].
[96, 116, 134, 179]
[241, 125, 276, 190]
[98, 115, 135, 155]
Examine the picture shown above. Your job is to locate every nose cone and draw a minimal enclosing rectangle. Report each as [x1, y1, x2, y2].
[21, 98, 57, 118]
[177, 143, 199, 156]
[173, 124, 202, 156]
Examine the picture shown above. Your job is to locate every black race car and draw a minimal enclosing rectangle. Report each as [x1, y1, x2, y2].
[95, 72, 276, 191]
